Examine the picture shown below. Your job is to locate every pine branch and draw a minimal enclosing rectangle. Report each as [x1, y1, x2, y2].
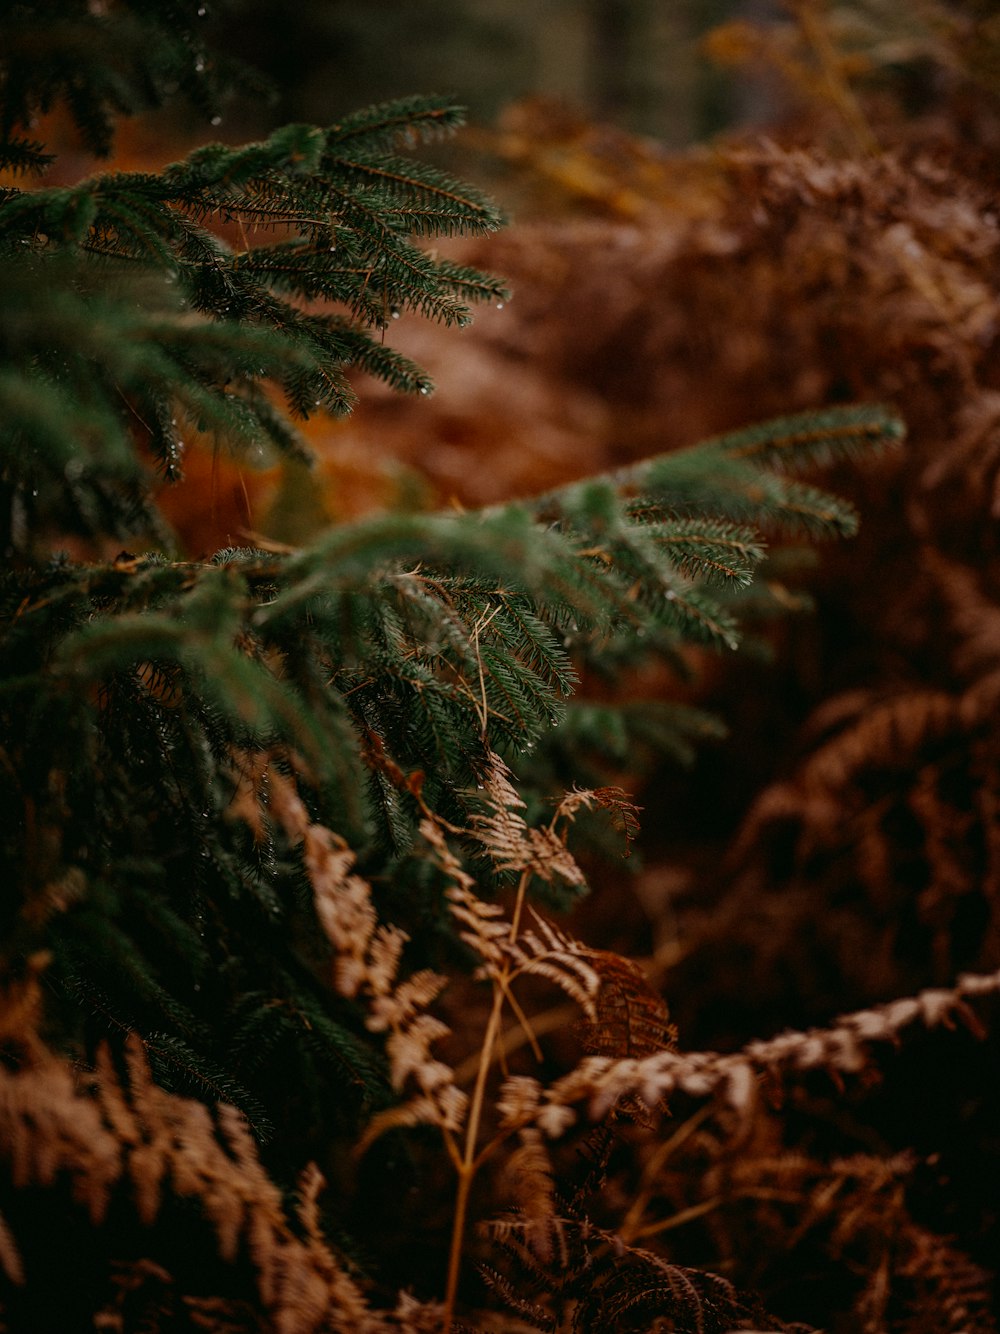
[0, 1, 259, 160]
[711, 402, 906, 472]
[326, 96, 471, 152]
[0, 95, 508, 552]
[0, 135, 53, 176]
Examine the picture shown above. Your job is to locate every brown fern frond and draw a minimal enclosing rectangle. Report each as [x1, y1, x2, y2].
[572, 1245, 749, 1333]
[624, 1102, 988, 1334]
[468, 750, 535, 869]
[578, 950, 677, 1060]
[0, 1009, 393, 1333]
[390, 1290, 451, 1333]
[895, 1226, 996, 1334]
[525, 968, 1000, 1132]
[554, 785, 643, 857]
[496, 1074, 544, 1127]
[732, 686, 966, 869]
[924, 548, 1000, 681]
[367, 968, 448, 1036]
[480, 1212, 797, 1334]
[522, 825, 586, 888]
[503, 909, 601, 1018]
[417, 813, 511, 969]
[500, 1128, 558, 1261]
[357, 1088, 468, 1156]
[493, 1083, 561, 1253]
[0, 957, 50, 1062]
[721, 669, 1000, 996]
[302, 823, 380, 999]
[446, 881, 509, 968]
[385, 1016, 455, 1097]
[224, 747, 272, 844]
[478, 1211, 590, 1331]
[471, 752, 585, 886]
[268, 779, 465, 1139]
[267, 765, 386, 998]
[477, 1260, 556, 1332]
[2, 1049, 121, 1224]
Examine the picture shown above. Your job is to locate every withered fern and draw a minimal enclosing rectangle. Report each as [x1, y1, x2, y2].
[7, 3, 1000, 1332]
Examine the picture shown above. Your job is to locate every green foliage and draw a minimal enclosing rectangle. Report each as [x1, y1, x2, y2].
[0, 0, 900, 1169]
[1, 25, 506, 555]
[0, 0, 256, 162]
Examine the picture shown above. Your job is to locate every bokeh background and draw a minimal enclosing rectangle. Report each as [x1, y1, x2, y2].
[216, 1, 764, 148]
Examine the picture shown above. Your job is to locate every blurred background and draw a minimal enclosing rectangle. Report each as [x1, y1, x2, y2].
[216, 0, 773, 148]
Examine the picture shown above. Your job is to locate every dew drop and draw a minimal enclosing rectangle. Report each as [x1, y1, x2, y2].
[197, 4, 206, 13]
[495, 301, 505, 310]
[210, 114, 222, 126]
[419, 385, 431, 395]
[194, 55, 206, 72]
[390, 306, 401, 320]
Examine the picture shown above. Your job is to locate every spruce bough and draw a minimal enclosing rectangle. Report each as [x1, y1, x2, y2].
[1, 2, 903, 1166]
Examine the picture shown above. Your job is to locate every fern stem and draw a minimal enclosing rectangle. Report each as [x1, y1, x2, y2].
[451, 1001, 577, 1087]
[496, 976, 543, 1065]
[443, 980, 505, 1330]
[443, 869, 532, 1331]
[618, 1102, 716, 1244]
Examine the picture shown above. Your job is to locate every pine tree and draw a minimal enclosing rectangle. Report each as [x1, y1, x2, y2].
[0, 1, 905, 1324]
